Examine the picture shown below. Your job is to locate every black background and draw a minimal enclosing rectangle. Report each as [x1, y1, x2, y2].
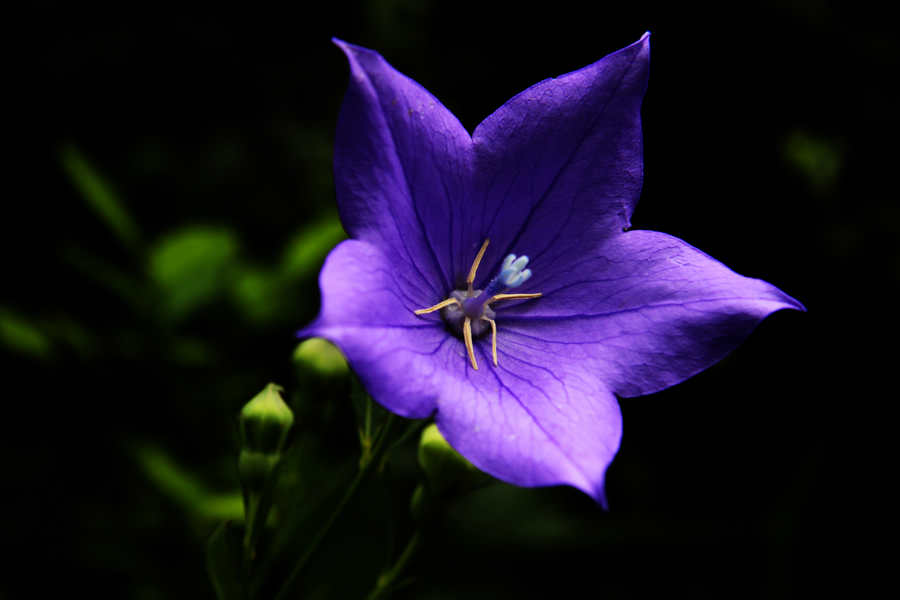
[6, 1, 894, 598]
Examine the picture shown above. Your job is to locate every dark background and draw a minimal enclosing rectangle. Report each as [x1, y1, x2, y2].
[6, 1, 894, 598]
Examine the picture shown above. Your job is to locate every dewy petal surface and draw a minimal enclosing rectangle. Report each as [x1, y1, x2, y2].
[332, 39, 473, 296]
[498, 230, 805, 397]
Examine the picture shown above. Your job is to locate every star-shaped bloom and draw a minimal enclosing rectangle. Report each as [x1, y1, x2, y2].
[300, 34, 804, 505]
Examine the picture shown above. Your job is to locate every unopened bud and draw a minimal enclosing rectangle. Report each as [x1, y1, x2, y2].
[418, 424, 488, 496]
[293, 338, 348, 376]
[240, 383, 294, 455]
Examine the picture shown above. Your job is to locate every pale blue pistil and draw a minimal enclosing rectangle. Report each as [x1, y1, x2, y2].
[462, 254, 532, 318]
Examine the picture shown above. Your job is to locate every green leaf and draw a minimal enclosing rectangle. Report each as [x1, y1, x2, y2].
[60, 145, 141, 248]
[227, 217, 346, 324]
[230, 266, 283, 323]
[148, 226, 240, 320]
[63, 246, 149, 311]
[206, 522, 247, 600]
[134, 444, 244, 522]
[0, 307, 52, 359]
[280, 217, 346, 280]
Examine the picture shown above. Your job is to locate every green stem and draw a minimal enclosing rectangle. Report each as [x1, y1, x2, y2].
[365, 529, 423, 600]
[273, 414, 395, 600]
[360, 399, 374, 466]
[378, 419, 428, 472]
[242, 459, 281, 571]
[243, 492, 261, 563]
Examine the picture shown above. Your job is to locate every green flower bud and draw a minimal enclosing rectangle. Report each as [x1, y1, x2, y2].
[418, 423, 489, 496]
[293, 338, 348, 376]
[240, 383, 294, 455]
[238, 449, 281, 492]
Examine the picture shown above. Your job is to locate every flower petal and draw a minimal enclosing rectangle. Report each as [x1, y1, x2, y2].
[435, 342, 621, 506]
[302, 242, 624, 503]
[332, 39, 473, 298]
[300, 239, 450, 418]
[466, 33, 650, 286]
[498, 230, 805, 397]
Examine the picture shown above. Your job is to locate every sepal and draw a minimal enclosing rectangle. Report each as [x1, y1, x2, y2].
[239, 383, 294, 455]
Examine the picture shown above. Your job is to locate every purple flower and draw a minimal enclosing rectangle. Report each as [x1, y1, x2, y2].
[300, 34, 804, 505]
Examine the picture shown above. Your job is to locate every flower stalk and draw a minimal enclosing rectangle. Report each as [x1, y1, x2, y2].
[273, 408, 395, 600]
[364, 529, 423, 600]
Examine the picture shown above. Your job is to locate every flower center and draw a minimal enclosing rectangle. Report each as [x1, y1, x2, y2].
[413, 239, 542, 370]
[442, 291, 496, 338]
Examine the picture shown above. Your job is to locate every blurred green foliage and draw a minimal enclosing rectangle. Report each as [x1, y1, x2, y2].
[207, 522, 248, 600]
[0, 308, 53, 359]
[61, 145, 142, 249]
[149, 226, 241, 321]
[281, 220, 347, 281]
[782, 130, 843, 195]
[135, 444, 245, 522]
[8, 139, 351, 597]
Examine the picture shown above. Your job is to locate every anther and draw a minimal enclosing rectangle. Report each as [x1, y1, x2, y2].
[414, 297, 461, 315]
[463, 316, 477, 370]
[467, 239, 490, 294]
[486, 292, 542, 305]
[483, 317, 498, 366]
